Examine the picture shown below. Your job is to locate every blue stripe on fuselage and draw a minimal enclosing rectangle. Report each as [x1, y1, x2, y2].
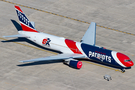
[81, 43, 122, 67]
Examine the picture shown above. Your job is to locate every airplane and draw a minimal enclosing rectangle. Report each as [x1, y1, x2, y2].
[3, 5, 134, 72]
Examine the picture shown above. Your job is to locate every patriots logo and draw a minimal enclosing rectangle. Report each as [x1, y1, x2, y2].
[42, 38, 51, 46]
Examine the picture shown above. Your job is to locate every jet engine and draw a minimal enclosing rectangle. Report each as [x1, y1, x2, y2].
[64, 59, 82, 69]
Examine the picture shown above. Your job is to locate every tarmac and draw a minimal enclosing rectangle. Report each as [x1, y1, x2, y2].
[0, 0, 135, 90]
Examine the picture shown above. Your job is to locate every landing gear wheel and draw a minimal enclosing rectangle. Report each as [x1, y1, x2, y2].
[121, 69, 125, 73]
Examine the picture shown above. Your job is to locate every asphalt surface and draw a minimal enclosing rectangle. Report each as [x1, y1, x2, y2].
[0, 0, 135, 90]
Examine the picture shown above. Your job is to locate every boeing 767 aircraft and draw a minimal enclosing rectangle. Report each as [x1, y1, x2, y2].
[3, 6, 134, 72]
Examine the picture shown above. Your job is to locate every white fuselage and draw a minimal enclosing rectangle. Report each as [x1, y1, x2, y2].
[18, 31, 84, 54]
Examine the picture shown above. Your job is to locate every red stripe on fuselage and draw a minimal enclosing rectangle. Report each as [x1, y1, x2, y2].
[21, 23, 38, 33]
[65, 39, 82, 54]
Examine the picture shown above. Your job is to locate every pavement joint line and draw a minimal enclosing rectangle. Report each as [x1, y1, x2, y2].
[1, 0, 135, 37]
[0, 37, 122, 72]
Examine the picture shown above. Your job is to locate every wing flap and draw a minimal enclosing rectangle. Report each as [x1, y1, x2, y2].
[20, 54, 85, 63]
[81, 22, 96, 46]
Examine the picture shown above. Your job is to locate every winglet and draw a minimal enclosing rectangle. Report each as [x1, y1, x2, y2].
[81, 22, 96, 46]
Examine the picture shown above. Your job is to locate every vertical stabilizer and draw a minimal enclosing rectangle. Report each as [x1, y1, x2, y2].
[14, 5, 38, 33]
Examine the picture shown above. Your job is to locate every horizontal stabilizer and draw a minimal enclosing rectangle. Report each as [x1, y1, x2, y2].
[3, 34, 26, 38]
[31, 21, 35, 29]
[20, 54, 85, 63]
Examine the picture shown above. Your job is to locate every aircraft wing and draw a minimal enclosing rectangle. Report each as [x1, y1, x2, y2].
[20, 54, 85, 63]
[81, 22, 96, 46]
[3, 34, 26, 38]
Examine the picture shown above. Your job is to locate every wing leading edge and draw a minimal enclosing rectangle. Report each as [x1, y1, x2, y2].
[20, 54, 85, 63]
[81, 22, 96, 46]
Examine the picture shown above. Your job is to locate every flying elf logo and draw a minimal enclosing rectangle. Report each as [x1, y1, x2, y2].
[42, 38, 51, 46]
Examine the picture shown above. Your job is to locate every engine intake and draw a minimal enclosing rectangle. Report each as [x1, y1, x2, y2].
[64, 59, 82, 69]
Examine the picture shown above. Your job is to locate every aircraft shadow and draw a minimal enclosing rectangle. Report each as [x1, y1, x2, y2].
[11, 19, 22, 31]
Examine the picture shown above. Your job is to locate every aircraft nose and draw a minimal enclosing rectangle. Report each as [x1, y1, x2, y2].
[116, 52, 134, 67]
[126, 61, 134, 67]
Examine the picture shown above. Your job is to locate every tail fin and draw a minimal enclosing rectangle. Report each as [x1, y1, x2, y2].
[14, 5, 38, 33]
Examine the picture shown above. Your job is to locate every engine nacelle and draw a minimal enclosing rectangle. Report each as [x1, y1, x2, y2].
[64, 59, 82, 69]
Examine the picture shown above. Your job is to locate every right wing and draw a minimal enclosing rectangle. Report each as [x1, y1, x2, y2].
[20, 54, 85, 63]
[81, 22, 96, 46]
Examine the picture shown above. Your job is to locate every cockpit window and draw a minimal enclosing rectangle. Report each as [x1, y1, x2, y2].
[124, 59, 131, 62]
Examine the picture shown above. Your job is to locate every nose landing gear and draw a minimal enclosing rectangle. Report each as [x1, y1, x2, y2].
[121, 69, 125, 73]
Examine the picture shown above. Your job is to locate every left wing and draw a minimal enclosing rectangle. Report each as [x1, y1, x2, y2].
[20, 54, 85, 63]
